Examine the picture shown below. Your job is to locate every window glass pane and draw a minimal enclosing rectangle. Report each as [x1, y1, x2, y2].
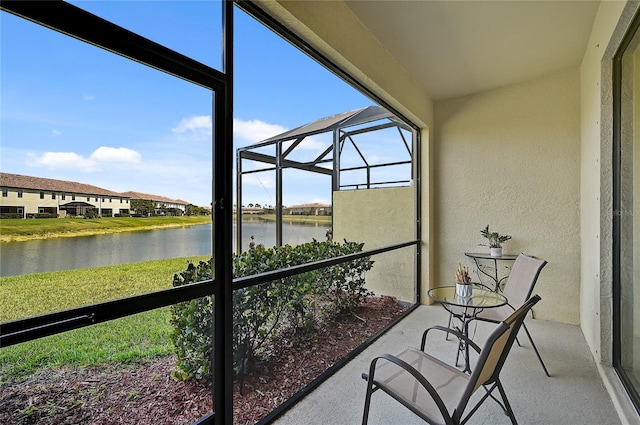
[233, 7, 416, 258]
[0, 11, 213, 312]
[232, 256, 411, 423]
[619, 20, 640, 403]
[68, 0, 223, 71]
[0, 307, 213, 424]
[0, 258, 209, 322]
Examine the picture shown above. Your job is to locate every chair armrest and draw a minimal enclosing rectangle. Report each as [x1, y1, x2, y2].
[421, 325, 482, 354]
[363, 352, 450, 422]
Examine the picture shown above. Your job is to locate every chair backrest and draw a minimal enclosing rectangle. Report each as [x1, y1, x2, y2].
[452, 295, 542, 423]
[502, 254, 547, 309]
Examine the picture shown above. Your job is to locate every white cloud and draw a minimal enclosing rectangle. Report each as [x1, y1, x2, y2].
[27, 146, 142, 172]
[295, 136, 326, 151]
[83, 93, 95, 101]
[234, 118, 287, 144]
[90, 146, 141, 164]
[234, 118, 329, 152]
[27, 151, 96, 171]
[51, 129, 62, 136]
[172, 115, 212, 135]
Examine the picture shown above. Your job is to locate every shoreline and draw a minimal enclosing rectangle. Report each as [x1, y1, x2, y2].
[243, 214, 332, 225]
[0, 215, 332, 243]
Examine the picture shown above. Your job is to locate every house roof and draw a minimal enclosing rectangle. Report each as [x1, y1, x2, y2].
[0, 172, 123, 197]
[120, 191, 187, 206]
[285, 203, 331, 209]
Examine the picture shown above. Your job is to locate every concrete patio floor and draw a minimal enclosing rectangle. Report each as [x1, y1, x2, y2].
[273, 304, 628, 425]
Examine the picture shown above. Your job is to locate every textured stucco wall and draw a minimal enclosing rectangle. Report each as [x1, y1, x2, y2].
[433, 69, 581, 324]
[579, 4, 640, 422]
[580, 0, 630, 364]
[333, 187, 416, 302]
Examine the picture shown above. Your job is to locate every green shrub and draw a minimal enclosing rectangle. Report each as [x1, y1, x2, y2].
[169, 259, 214, 381]
[0, 213, 23, 219]
[34, 213, 58, 219]
[312, 240, 374, 316]
[84, 208, 98, 219]
[169, 239, 373, 383]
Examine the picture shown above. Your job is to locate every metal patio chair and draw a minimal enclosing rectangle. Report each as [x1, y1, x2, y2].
[472, 253, 549, 376]
[361, 295, 542, 425]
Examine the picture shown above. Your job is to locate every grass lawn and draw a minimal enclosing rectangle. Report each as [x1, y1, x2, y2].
[0, 256, 208, 381]
[0, 215, 212, 243]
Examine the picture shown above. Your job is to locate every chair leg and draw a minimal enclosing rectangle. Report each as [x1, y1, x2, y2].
[446, 311, 453, 340]
[362, 377, 374, 425]
[496, 379, 518, 425]
[522, 322, 550, 377]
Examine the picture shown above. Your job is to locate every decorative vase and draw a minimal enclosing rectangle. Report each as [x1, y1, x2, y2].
[456, 283, 472, 298]
[490, 247, 502, 257]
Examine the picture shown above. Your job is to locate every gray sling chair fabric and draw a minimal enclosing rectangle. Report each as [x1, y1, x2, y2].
[471, 253, 549, 377]
[361, 295, 541, 425]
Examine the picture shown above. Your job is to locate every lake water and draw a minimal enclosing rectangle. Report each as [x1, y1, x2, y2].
[0, 221, 330, 277]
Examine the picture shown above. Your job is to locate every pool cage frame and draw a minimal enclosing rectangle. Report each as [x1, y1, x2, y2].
[236, 105, 414, 252]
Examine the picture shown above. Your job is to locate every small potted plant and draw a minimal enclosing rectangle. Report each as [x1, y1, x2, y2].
[455, 263, 472, 297]
[480, 225, 512, 257]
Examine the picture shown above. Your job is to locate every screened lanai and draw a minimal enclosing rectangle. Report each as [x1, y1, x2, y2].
[236, 105, 415, 253]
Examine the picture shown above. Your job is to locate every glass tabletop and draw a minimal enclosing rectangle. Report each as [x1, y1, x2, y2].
[428, 285, 507, 308]
[464, 252, 518, 261]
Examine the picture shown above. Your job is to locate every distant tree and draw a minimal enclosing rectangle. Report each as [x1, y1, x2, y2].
[185, 204, 210, 216]
[131, 199, 155, 216]
[248, 203, 254, 208]
[84, 207, 98, 219]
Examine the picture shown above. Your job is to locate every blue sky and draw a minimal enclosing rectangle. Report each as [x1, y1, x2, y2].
[0, 2, 387, 208]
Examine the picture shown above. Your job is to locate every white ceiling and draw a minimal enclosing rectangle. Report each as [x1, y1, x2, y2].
[344, 0, 601, 101]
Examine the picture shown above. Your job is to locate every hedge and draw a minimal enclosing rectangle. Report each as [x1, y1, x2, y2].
[169, 239, 373, 382]
[0, 213, 24, 219]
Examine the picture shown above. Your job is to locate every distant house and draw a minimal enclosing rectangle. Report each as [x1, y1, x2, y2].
[0, 172, 130, 218]
[243, 207, 265, 215]
[283, 203, 332, 216]
[232, 206, 264, 215]
[120, 191, 188, 216]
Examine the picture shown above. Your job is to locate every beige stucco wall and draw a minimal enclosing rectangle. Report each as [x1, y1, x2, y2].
[579, 4, 640, 422]
[433, 69, 581, 324]
[333, 186, 415, 302]
[579, 0, 629, 364]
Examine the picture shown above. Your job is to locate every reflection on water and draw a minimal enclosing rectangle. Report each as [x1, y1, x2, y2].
[0, 221, 329, 277]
